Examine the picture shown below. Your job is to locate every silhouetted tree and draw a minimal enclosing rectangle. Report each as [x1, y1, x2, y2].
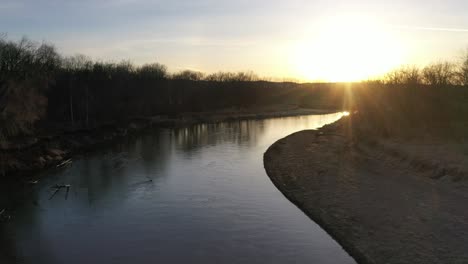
[172, 70, 204, 81]
[422, 62, 457, 86]
[384, 66, 421, 85]
[137, 63, 168, 79]
[61, 54, 93, 126]
[204, 71, 259, 82]
[458, 49, 468, 86]
[0, 37, 59, 141]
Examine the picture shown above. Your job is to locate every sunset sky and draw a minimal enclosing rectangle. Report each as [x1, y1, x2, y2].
[2, 0, 468, 81]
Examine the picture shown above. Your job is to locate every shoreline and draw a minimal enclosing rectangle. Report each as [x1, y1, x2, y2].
[0, 107, 334, 181]
[264, 116, 468, 264]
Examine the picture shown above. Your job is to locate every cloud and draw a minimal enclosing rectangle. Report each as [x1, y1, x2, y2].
[393, 25, 468, 33]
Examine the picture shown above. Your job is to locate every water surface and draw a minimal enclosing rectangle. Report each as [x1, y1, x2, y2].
[2, 113, 355, 264]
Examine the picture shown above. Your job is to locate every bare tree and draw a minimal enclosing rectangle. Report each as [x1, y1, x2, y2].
[172, 70, 204, 81]
[204, 71, 259, 82]
[204, 72, 234, 82]
[62, 54, 92, 71]
[137, 63, 168, 79]
[62, 55, 93, 126]
[458, 49, 468, 86]
[0, 37, 59, 141]
[384, 65, 421, 85]
[422, 62, 457, 86]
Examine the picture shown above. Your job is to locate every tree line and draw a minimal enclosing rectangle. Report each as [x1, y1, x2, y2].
[0, 37, 326, 141]
[1, 36, 468, 141]
[379, 55, 468, 86]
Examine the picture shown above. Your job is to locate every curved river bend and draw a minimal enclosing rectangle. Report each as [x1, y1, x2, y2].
[2, 113, 355, 264]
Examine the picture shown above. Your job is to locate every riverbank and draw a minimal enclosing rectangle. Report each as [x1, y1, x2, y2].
[0, 107, 332, 180]
[264, 116, 468, 264]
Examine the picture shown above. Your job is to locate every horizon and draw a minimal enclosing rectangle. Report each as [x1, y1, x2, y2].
[2, 0, 468, 82]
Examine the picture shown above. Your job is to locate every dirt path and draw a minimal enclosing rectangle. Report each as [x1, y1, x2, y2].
[264, 119, 468, 264]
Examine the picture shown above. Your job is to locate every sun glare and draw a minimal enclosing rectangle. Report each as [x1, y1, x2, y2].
[293, 15, 405, 82]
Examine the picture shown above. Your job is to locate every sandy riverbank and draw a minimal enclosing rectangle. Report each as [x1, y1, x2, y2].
[264, 116, 468, 264]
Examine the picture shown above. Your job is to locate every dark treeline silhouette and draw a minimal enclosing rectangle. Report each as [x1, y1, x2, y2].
[49, 60, 342, 126]
[382, 61, 468, 86]
[0, 37, 346, 141]
[352, 51, 468, 139]
[352, 82, 468, 139]
[2, 36, 468, 142]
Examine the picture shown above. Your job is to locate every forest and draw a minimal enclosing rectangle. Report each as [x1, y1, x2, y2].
[0, 37, 345, 142]
[1, 36, 468, 143]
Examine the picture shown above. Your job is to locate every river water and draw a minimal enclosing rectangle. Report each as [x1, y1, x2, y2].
[1, 113, 355, 264]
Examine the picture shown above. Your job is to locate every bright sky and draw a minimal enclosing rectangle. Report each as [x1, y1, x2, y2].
[2, 0, 468, 81]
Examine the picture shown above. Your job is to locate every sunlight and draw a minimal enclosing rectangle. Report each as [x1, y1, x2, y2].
[293, 15, 406, 82]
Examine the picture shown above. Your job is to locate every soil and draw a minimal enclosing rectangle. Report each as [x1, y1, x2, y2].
[264, 116, 468, 264]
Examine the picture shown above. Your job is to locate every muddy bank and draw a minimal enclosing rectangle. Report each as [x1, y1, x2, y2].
[264, 116, 468, 264]
[0, 107, 331, 180]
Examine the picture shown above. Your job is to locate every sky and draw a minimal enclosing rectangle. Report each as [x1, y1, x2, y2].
[1, 0, 468, 81]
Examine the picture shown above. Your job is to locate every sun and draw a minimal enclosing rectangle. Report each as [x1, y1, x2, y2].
[292, 15, 405, 82]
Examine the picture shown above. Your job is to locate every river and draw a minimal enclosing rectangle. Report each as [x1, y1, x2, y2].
[1, 112, 355, 264]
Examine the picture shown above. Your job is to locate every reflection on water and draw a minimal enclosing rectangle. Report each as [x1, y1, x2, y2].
[1, 113, 354, 264]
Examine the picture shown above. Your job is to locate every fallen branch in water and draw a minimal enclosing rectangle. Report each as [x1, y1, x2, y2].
[49, 184, 72, 200]
[49, 188, 60, 200]
[56, 159, 72, 168]
[130, 179, 153, 186]
[65, 185, 70, 200]
[52, 184, 71, 189]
